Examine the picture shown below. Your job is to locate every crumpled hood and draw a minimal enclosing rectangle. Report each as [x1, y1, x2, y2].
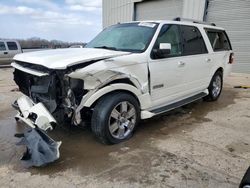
[13, 48, 130, 69]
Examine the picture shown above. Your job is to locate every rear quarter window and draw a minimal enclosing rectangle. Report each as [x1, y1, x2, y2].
[205, 29, 232, 52]
[7, 42, 18, 50]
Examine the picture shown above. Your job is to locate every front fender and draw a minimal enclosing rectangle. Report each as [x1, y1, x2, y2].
[83, 83, 142, 107]
[72, 83, 152, 125]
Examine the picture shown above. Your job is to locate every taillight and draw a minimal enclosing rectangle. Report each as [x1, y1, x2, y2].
[229, 53, 235, 64]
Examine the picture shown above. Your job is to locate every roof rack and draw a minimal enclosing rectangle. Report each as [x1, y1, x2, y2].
[173, 17, 216, 26]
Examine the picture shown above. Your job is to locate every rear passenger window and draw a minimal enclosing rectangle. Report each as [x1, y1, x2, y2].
[181, 25, 207, 55]
[206, 30, 231, 51]
[0, 42, 6, 51]
[7, 42, 18, 50]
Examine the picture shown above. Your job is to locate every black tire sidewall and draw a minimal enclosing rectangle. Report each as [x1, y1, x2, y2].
[208, 71, 223, 101]
[91, 92, 140, 144]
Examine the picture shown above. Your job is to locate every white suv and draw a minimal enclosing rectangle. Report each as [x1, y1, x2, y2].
[12, 19, 234, 144]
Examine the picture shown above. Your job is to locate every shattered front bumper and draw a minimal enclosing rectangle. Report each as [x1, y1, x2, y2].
[15, 95, 57, 131]
[14, 95, 61, 167]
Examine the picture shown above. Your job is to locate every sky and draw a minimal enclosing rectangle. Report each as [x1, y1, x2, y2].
[0, 0, 102, 42]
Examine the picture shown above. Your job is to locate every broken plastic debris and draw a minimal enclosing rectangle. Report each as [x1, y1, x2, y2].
[15, 128, 61, 167]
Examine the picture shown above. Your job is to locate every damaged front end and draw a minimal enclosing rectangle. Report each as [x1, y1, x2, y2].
[13, 62, 85, 122]
[12, 61, 86, 167]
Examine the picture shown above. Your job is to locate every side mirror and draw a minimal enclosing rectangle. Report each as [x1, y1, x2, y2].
[152, 43, 171, 59]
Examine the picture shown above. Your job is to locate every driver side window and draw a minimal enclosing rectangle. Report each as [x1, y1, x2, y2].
[152, 24, 182, 59]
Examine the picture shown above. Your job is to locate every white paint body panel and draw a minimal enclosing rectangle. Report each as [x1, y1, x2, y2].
[12, 20, 232, 122]
[11, 62, 49, 77]
[13, 48, 130, 69]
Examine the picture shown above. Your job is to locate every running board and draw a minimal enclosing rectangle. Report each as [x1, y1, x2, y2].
[150, 92, 207, 115]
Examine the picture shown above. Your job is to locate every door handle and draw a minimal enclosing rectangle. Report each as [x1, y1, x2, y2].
[4, 52, 8, 55]
[178, 61, 185, 67]
[205, 58, 211, 63]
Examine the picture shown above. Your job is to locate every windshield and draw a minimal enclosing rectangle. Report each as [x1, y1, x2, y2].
[86, 22, 158, 53]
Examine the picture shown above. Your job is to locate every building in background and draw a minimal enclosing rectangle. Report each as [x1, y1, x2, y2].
[103, 0, 250, 73]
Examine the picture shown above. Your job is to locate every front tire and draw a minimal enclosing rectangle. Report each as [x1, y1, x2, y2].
[204, 71, 223, 101]
[91, 92, 140, 144]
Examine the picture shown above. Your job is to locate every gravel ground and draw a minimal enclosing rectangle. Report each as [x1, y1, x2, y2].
[0, 68, 249, 188]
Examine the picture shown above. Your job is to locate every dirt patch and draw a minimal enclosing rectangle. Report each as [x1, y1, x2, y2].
[227, 142, 250, 154]
[0, 69, 249, 187]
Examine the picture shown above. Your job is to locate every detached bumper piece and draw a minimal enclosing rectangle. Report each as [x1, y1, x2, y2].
[14, 95, 61, 167]
[16, 95, 56, 131]
[16, 128, 61, 167]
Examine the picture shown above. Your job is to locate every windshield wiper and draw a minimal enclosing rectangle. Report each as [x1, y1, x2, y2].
[94, 46, 118, 51]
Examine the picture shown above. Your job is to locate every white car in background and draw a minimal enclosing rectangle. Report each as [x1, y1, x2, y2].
[69, 44, 85, 48]
[11, 19, 234, 145]
[0, 40, 22, 65]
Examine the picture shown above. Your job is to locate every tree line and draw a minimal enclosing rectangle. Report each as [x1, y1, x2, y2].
[1, 37, 86, 49]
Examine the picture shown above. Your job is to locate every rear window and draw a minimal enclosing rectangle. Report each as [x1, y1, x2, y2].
[0, 42, 6, 51]
[181, 25, 208, 56]
[7, 42, 18, 50]
[205, 29, 232, 51]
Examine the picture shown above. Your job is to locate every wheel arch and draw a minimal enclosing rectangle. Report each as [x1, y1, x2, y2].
[84, 83, 143, 109]
[210, 67, 224, 81]
[216, 67, 224, 74]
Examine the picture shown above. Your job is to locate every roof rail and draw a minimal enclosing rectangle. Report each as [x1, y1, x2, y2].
[173, 17, 216, 26]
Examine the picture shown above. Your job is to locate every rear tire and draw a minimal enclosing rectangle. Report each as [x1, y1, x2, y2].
[204, 71, 223, 102]
[91, 92, 140, 145]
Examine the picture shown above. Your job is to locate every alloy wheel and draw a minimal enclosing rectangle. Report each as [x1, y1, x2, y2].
[108, 101, 136, 139]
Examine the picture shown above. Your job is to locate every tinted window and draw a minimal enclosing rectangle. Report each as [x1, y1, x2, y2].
[0, 42, 6, 51]
[152, 24, 182, 59]
[206, 30, 231, 51]
[181, 25, 207, 55]
[7, 42, 18, 50]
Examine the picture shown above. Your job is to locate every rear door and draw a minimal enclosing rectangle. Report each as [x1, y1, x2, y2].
[0, 41, 10, 65]
[179, 25, 211, 96]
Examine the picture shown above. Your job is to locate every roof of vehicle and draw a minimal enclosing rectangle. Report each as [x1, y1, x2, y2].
[120, 19, 225, 31]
